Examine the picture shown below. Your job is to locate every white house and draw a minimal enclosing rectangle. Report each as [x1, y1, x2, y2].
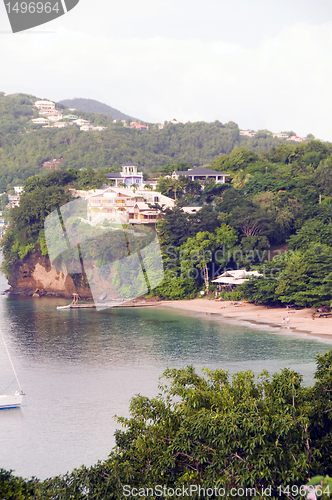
[172, 167, 230, 184]
[106, 162, 144, 188]
[53, 122, 70, 128]
[80, 125, 95, 131]
[39, 109, 59, 116]
[48, 114, 63, 122]
[32, 118, 50, 125]
[212, 269, 262, 286]
[34, 100, 55, 110]
[73, 119, 90, 127]
[86, 186, 174, 226]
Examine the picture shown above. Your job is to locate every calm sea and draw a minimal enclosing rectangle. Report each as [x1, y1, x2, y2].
[0, 266, 331, 480]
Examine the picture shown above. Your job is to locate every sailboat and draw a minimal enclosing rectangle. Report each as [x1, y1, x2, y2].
[0, 327, 24, 410]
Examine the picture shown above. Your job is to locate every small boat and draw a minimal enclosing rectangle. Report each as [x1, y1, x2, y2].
[56, 305, 71, 310]
[0, 392, 23, 410]
[0, 327, 24, 410]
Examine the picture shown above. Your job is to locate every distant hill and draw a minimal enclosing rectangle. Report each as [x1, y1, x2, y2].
[58, 98, 135, 121]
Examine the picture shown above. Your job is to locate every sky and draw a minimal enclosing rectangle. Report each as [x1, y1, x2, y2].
[1, 0, 332, 140]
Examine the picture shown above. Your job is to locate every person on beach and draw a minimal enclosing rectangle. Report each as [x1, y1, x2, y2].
[72, 293, 79, 305]
[282, 318, 286, 324]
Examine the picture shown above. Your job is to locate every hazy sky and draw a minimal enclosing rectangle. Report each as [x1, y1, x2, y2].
[1, 0, 332, 139]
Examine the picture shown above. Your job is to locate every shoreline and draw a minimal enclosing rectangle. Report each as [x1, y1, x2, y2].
[159, 298, 332, 341]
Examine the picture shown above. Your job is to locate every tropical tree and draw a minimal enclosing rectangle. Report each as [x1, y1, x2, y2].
[180, 224, 238, 293]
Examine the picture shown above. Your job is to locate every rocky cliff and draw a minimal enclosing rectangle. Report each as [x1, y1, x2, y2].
[7, 247, 93, 299]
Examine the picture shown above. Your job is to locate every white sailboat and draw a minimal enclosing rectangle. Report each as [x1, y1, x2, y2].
[0, 327, 24, 410]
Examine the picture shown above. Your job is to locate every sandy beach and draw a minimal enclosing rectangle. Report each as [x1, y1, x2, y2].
[161, 298, 332, 339]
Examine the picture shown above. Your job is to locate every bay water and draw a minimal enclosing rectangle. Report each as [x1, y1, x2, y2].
[0, 268, 331, 480]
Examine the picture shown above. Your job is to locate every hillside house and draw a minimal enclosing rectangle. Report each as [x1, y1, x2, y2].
[106, 162, 144, 188]
[53, 122, 70, 128]
[80, 125, 95, 131]
[73, 119, 90, 126]
[7, 194, 20, 208]
[41, 159, 64, 170]
[86, 186, 174, 226]
[34, 100, 55, 110]
[39, 109, 60, 116]
[48, 114, 63, 122]
[172, 167, 230, 184]
[32, 118, 50, 125]
[130, 123, 148, 130]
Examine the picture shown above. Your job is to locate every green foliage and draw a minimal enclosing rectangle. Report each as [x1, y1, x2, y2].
[240, 245, 332, 307]
[4, 352, 332, 498]
[0, 468, 37, 499]
[219, 289, 242, 301]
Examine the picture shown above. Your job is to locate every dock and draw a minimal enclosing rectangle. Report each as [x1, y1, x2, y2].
[57, 301, 162, 310]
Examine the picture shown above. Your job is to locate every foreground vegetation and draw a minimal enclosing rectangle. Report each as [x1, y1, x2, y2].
[2, 351, 332, 498]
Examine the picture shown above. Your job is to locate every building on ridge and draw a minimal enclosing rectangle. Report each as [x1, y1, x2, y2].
[106, 162, 144, 188]
[172, 167, 230, 184]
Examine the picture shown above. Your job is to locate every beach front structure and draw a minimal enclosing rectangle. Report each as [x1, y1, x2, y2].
[106, 162, 144, 188]
[212, 269, 262, 290]
[172, 167, 230, 184]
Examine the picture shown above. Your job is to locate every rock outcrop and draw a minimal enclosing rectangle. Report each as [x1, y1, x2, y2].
[7, 247, 93, 299]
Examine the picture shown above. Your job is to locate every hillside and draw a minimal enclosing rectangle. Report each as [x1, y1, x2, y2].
[58, 97, 135, 121]
[0, 92, 319, 192]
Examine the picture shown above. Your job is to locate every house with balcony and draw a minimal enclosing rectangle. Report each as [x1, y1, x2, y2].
[86, 186, 174, 227]
[172, 167, 230, 184]
[106, 162, 144, 188]
[34, 100, 55, 110]
[31, 117, 50, 125]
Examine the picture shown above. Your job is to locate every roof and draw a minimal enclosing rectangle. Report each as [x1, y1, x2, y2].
[106, 172, 123, 178]
[122, 161, 136, 167]
[212, 269, 262, 284]
[175, 167, 230, 176]
[135, 202, 150, 210]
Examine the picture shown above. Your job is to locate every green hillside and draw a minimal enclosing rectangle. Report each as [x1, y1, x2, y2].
[58, 97, 135, 121]
[0, 92, 303, 191]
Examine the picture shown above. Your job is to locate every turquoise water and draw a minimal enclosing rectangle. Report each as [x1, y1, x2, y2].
[0, 270, 331, 479]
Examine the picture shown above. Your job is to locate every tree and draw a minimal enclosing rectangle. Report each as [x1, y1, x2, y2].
[4, 351, 332, 498]
[180, 224, 238, 293]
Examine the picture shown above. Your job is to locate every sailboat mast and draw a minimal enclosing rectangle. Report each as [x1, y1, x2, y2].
[0, 327, 22, 392]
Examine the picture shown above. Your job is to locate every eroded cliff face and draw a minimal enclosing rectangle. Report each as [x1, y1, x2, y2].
[7, 247, 93, 299]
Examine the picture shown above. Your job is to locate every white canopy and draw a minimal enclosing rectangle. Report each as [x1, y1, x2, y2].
[212, 269, 262, 284]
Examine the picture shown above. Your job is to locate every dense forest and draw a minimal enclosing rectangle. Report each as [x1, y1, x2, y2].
[153, 140, 332, 307]
[2, 351, 332, 498]
[0, 93, 302, 192]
